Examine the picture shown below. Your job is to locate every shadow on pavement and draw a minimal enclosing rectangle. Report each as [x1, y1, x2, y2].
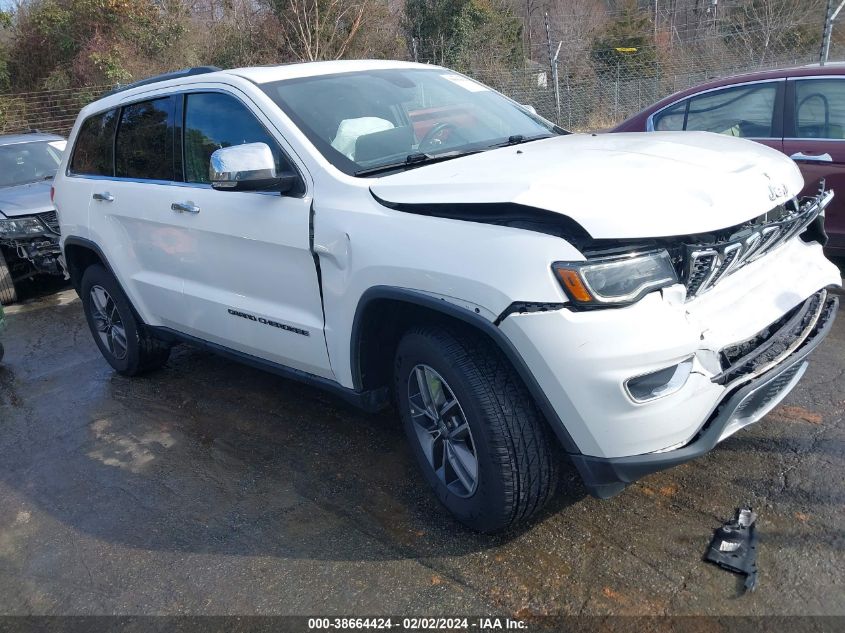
[0, 300, 587, 563]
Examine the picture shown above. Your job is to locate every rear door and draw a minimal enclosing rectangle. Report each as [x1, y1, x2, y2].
[92, 94, 189, 328]
[649, 80, 785, 154]
[62, 108, 119, 241]
[783, 77, 845, 254]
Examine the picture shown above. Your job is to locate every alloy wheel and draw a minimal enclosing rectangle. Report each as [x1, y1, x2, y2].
[89, 285, 128, 361]
[407, 364, 478, 497]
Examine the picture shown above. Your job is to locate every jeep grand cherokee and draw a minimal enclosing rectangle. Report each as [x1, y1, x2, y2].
[53, 62, 841, 532]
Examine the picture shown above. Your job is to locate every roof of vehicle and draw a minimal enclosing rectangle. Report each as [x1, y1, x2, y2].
[613, 62, 845, 130]
[88, 60, 440, 113]
[226, 59, 440, 84]
[0, 131, 66, 145]
[675, 61, 845, 91]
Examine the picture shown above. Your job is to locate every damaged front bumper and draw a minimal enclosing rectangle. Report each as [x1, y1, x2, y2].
[571, 293, 838, 498]
[0, 234, 64, 279]
[499, 232, 841, 498]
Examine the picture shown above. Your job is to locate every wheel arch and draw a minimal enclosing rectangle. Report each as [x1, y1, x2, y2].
[63, 237, 114, 293]
[63, 236, 149, 328]
[350, 286, 580, 454]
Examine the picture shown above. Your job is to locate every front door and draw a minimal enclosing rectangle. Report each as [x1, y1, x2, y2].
[171, 90, 332, 379]
[784, 77, 845, 255]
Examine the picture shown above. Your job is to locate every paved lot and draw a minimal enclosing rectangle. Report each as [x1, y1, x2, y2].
[0, 283, 843, 617]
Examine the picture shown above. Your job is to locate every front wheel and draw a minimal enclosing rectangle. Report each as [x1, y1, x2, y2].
[0, 249, 17, 305]
[394, 325, 558, 533]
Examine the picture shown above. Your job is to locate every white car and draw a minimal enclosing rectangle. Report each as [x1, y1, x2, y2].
[54, 61, 841, 532]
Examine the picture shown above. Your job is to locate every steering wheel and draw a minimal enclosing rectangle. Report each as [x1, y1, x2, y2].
[418, 122, 460, 152]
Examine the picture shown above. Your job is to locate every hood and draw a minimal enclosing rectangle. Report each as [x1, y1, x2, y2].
[369, 132, 804, 240]
[0, 180, 55, 218]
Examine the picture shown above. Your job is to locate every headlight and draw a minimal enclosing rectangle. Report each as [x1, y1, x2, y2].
[0, 216, 46, 238]
[553, 250, 678, 307]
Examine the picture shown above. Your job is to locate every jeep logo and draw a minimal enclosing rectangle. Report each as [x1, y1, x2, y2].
[768, 183, 789, 201]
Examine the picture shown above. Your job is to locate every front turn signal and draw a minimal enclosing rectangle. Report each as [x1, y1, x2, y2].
[554, 267, 593, 303]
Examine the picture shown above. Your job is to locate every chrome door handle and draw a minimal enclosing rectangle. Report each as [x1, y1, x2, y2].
[92, 191, 114, 202]
[171, 201, 200, 214]
[790, 152, 833, 163]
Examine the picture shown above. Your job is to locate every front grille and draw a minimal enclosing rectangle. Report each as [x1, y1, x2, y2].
[681, 188, 830, 300]
[38, 210, 59, 234]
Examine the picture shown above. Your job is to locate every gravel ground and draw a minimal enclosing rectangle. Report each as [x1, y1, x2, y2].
[0, 283, 843, 617]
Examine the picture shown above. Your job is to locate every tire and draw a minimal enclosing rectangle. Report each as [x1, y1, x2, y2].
[80, 264, 170, 376]
[394, 325, 558, 533]
[0, 249, 17, 306]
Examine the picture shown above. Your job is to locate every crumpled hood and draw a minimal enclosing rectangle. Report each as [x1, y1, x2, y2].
[0, 180, 54, 218]
[370, 132, 804, 239]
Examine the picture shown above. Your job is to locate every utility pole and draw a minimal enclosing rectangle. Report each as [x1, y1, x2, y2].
[544, 12, 561, 125]
[654, 0, 658, 43]
[526, 0, 532, 63]
[821, 0, 845, 65]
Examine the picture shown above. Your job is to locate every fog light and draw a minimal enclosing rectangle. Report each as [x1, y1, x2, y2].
[625, 358, 694, 403]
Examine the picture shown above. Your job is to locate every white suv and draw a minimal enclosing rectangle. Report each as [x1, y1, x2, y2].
[54, 61, 841, 532]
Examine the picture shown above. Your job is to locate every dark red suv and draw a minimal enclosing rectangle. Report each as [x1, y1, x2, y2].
[613, 64, 845, 256]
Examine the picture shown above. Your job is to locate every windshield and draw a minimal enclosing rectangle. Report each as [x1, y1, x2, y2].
[260, 68, 562, 176]
[0, 141, 63, 187]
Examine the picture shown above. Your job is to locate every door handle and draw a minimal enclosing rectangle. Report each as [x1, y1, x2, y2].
[92, 191, 114, 202]
[171, 201, 200, 214]
[790, 152, 833, 163]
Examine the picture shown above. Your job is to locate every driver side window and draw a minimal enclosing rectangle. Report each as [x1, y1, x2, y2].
[654, 83, 778, 138]
[183, 92, 292, 184]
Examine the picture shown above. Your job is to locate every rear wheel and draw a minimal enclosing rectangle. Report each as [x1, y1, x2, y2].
[0, 249, 17, 305]
[80, 265, 171, 376]
[394, 325, 558, 533]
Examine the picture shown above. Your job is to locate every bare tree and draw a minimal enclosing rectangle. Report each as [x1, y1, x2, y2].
[725, 0, 825, 67]
[274, 0, 370, 61]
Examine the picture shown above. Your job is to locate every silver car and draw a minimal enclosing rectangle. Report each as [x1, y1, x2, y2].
[0, 132, 66, 304]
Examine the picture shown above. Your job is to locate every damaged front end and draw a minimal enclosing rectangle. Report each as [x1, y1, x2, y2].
[577, 183, 833, 305]
[678, 184, 831, 300]
[535, 184, 840, 498]
[0, 210, 64, 283]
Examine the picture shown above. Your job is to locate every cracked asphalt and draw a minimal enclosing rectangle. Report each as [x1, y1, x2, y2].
[0, 279, 843, 617]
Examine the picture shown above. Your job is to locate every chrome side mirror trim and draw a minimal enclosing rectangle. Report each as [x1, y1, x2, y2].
[210, 142, 292, 192]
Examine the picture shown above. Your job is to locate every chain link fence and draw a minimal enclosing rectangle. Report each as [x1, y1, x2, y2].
[0, 3, 842, 137]
[0, 85, 110, 137]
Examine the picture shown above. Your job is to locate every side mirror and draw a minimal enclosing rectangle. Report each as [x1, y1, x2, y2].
[210, 142, 299, 193]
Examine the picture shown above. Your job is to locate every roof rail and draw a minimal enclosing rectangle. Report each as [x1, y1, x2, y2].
[104, 66, 222, 97]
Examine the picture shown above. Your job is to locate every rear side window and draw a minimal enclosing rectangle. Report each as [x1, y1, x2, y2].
[183, 92, 291, 184]
[69, 109, 118, 176]
[115, 96, 176, 180]
[793, 79, 845, 139]
[653, 83, 778, 138]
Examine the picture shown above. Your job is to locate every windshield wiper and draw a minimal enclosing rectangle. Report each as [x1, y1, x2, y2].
[354, 149, 482, 177]
[489, 133, 554, 149]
